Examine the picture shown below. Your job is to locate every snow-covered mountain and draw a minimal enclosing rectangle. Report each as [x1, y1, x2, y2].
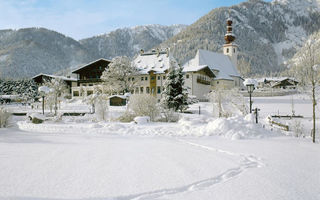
[1, 0, 320, 79]
[0, 25, 186, 79]
[0, 28, 96, 79]
[160, 0, 320, 75]
[79, 24, 187, 60]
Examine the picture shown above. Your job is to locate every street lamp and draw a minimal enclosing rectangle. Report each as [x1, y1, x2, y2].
[38, 86, 50, 115]
[243, 79, 257, 114]
[246, 83, 254, 113]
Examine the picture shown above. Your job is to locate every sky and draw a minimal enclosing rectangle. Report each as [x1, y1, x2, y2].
[0, 0, 270, 40]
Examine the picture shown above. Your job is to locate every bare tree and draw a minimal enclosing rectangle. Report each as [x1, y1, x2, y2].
[209, 88, 247, 118]
[289, 36, 320, 143]
[237, 57, 252, 78]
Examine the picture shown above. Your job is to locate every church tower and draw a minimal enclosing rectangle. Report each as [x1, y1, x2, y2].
[223, 18, 238, 67]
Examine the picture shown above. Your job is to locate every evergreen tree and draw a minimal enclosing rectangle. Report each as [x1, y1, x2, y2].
[161, 64, 178, 110]
[174, 64, 188, 112]
[161, 62, 188, 112]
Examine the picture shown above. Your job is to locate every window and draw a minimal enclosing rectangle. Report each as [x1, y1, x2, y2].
[146, 87, 150, 94]
[163, 76, 166, 79]
[135, 87, 139, 94]
[89, 84, 93, 86]
[217, 81, 219, 84]
[140, 87, 144, 94]
[132, 77, 135, 81]
[128, 78, 131, 81]
[151, 76, 155, 80]
[186, 74, 189, 79]
[141, 77, 144, 81]
[157, 76, 160, 80]
[157, 86, 161, 94]
[83, 84, 87, 86]
[73, 91, 79, 97]
[226, 48, 229, 53]
[145, 77, 148, 81]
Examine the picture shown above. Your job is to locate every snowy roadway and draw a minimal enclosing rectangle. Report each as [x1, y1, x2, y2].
[0, 127, 319, 200]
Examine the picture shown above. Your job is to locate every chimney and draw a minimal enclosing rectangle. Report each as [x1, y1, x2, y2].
[140, 49, 144, 55]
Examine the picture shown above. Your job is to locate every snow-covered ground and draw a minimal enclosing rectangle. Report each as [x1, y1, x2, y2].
[0, 94, 319, 200]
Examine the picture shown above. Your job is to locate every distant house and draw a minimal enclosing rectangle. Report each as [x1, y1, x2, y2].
[257, 77, 299, 90]
[71, 58, 111, 97]
[32, 73, 77, 94]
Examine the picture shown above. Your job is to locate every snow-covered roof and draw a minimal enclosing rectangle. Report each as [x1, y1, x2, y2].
[72, 58, 111, 74]
[256, 77, 298, 83]
[182, 65, 215, 77]
[133, 49, 177, 74]
[32, 73, 77, 82]
[182, 49, 241, 80]
[108, 95, 127, 99]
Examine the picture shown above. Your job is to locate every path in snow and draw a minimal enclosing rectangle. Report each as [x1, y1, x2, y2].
[111, 139, 264, 200]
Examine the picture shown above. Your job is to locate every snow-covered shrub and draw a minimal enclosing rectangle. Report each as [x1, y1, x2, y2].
[159, 107, 180, 122]
[128, 94, 159, 121]
[28, 113, 45, 124]
[0, 107, 11, 128]
[95, 94, 109, 121]
[291, 119, 305, 137]
[117, 111, 136, 122]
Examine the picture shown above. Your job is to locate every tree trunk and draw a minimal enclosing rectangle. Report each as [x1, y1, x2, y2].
[312, 81, 316, 143]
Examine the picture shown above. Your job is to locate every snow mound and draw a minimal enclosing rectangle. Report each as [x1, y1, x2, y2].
[17, 115, 276, 140]
[134, 116, 150, 124]
[204, 116, 271, 140]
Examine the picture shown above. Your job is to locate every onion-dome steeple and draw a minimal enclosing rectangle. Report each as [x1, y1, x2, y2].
[224, 18, 236, 44]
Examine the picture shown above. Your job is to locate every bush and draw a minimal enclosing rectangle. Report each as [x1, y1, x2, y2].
[160, 107, 180, 122]
[117, 111, 136, 122]
[128, 94, 160, 121]
[0, 107, 11, 128]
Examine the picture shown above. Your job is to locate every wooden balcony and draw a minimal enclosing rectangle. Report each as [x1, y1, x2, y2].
[197, 78, 211, 85]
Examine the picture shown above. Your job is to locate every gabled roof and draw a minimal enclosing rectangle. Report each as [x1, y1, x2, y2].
[183, 65, 215, 78]
[32, 73, 77, 82]
[133, 50, 177, 74]
[72, 58, 111, 74]
[183, 49, 241, 80]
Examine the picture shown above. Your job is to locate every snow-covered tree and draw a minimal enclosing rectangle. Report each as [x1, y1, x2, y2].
[0, 107, 11, 128]
[289, 37, 320, 143]
[209, 88, 247, 118]
[161, 62, 188, 112]
[0, 79, 38, 101]
[174, 64, 189, 112]
[101, 56, 139, 94]
[128, 94, 159, 121]
[44, 78, 68, 116]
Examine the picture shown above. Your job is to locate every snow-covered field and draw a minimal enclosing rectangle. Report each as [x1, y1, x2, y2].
[0, 94, 319, 200]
